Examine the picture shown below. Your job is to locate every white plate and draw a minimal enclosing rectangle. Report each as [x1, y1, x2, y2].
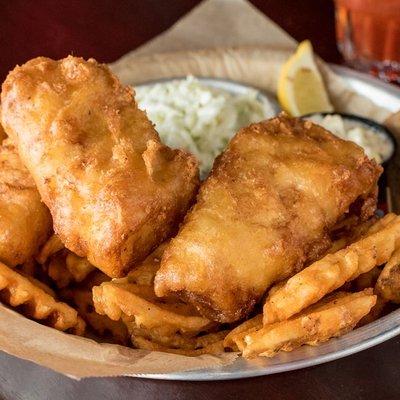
[135, 66, 400, 381]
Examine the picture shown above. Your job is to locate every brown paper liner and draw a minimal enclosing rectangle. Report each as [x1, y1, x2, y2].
[0, 304, 237, 379]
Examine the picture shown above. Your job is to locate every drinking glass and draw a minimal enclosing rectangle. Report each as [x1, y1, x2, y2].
[334, 0, 400, 84]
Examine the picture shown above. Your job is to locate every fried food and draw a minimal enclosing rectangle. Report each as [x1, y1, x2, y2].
[263, 214, 400, 324]
[155, 115, 382, 323]
[223, 314, 263, 352]
[65, 252, 95, 282]
[0, 123, 6, 142]
[1, 56, 199, 278]
[0, 261, 85, 334]
[130, 330, 227, 356]
[17, 259, 37, 277]
[327, 217, 377, 255]
[125, 319, 223, 349]
[36, 234, 63, 264]
[60, 268, 130, 346]
[40, 242, 96, 288]
[357, 295, 388, 327]
[93, 244, 218, 352]
[46, 251, 74, 288]
[38, 235, 95, 288]
[354, 267, 381, 291]
[61, 274, 129, 345]
[376, 247, 400, 303]
[93, 245, 214, 336]
[243, 290, 376, 358]
[0, 139, 52, 267]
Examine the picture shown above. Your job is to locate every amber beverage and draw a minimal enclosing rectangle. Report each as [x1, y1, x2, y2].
[335, 0, 400, 83]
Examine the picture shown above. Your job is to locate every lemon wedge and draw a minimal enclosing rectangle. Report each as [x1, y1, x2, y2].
[277, 40, 333, 116]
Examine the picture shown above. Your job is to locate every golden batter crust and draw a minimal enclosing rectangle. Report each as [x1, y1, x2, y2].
[155, 115, 382, 323]
[1, 56, 199, 277]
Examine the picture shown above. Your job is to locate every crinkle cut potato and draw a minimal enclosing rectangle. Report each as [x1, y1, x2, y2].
[92, 243, 226, 354]
[61, 273, 129, 346]
[36, 234, 64, 265]
[376, 248, 400, 303]
[45, 249, 96, 289]
[242, 291, 376, 358]
[263, 213, 400, 324]
[223, 314, 263, 351]
[0, 138, 52, 267]
[155, 114, 382, 323]
[129, 331, 228, 356]
[1, 56, 199, 278]
[0, 261, 85, 334]
[35, 235, 95, 289]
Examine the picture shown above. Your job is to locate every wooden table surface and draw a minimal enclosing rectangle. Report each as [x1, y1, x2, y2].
[0, 1, 399, 399]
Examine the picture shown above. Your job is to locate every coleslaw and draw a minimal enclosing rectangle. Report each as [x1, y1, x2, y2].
[136, 76, 274, 176]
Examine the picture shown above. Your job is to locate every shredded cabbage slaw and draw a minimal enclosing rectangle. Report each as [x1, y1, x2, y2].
[136, 76, 274, 176]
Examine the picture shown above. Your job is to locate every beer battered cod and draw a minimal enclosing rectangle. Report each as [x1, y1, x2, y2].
[1, 56, 199, 277]
[155, 115, 382, 323]
[0, 138, 52, 267]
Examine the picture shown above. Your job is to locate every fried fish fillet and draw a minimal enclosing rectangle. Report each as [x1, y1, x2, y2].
[1, 56, 199, 277]
[155, 115, 382, 323]
[0, 138, 52, 267]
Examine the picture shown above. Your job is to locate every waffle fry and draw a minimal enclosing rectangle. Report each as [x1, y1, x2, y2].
[46, 251, 74, 288]
[223, 314, 263, 351]
[23, 274, 56, 297]
[121, 313, 221, 348]
[17, 259, 37, 277]
[0, 261, 85, 334]
[130, 331, 227, 356]
[354, 267, 381, 291]
[328, 217, 377, 255]
[65, 253, 96, 282]
[42, 247, 96, 289]
[93, 244, 216, 345]
[62, 286, 129, 345]
[244, 290, 376, 358]
[36, 234, 64, 264]
[376, 248, 400, 303]
[83, 270, 110, 288]
[263, 214, 400, 325]
[93, 276, 214, 338]
[367, 213, 398, 234]
[357, 295, 388, 327]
